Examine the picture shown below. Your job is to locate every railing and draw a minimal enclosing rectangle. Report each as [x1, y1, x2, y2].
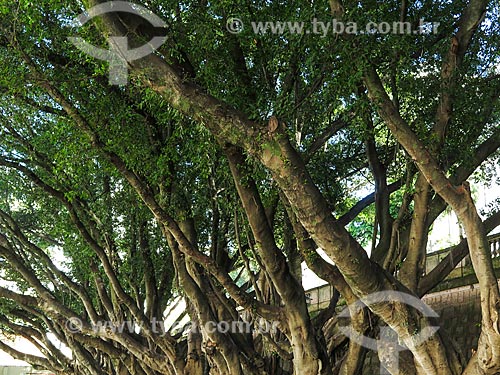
[306, 233, 500, 313]
[491, 233, 500, 258]
[425, 233, 500, 275]
[305, 284, 335, 313]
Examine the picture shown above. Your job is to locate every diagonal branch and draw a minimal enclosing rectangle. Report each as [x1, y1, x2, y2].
[434, 0, 488, 143]
[418, 210, 500, 296]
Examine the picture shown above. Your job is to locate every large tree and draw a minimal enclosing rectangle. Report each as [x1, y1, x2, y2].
[0, 0, 499, 374]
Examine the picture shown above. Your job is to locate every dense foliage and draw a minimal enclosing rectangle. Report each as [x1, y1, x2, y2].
[0, 0, 499, 374]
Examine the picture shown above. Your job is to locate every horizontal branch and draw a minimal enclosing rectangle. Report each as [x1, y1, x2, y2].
[338, 179, 403, 226]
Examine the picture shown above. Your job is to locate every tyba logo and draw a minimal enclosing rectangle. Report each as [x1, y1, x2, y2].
[68, 1, 167, 85]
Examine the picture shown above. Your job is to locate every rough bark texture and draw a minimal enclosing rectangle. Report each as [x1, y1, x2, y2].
[0, 0, 498, 374]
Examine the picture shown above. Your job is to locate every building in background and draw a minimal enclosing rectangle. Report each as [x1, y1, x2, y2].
[0, 367, 54, 375]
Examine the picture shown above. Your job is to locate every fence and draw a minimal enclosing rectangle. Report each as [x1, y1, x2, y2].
[425, 233, 500, 275]
[306, 233, 500, 313]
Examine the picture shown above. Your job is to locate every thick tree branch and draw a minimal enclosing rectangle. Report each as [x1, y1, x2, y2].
[365, 65, 500, 374]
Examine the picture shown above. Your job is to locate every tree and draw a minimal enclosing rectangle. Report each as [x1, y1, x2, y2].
[0, 0, 499, 374]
